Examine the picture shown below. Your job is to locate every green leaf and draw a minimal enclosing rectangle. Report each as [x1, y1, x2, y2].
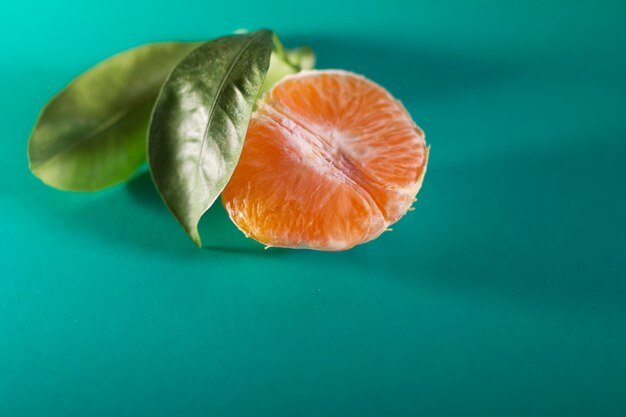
[148, 30, 273, 247]
[286, 46, 316, 71]
[28, 42, 200, 191]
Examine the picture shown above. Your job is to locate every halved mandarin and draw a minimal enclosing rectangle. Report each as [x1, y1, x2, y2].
[221, 70, 428, 250]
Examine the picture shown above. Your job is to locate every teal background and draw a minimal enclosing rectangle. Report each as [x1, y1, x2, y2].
[1, 0, 625, 415]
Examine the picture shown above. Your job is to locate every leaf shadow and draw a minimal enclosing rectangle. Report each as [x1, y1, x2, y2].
[125, 171, 269, 255]
[62, 171, 194, 254]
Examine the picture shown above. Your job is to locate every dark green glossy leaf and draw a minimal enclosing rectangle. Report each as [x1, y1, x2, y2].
[28, 42, 200, 191]
[148, 30, 273, 247]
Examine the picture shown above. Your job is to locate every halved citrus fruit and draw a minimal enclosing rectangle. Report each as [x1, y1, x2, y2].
[221, 70, 428, 250]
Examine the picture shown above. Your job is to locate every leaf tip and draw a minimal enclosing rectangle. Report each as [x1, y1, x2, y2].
[188, 228, 203, 248]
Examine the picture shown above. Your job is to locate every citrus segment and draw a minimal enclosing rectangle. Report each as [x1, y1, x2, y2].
[222, 70, 428, 250]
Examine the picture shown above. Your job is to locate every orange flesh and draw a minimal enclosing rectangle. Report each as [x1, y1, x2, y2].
[222, 70, 428, 250]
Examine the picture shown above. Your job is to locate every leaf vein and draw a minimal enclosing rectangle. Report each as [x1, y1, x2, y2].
[194, 31, 266, 193]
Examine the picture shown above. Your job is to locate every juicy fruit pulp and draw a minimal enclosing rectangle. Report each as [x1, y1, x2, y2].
[221, 70, 428, 250]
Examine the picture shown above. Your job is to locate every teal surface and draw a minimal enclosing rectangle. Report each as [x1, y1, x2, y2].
[1, 1, 625, 416]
